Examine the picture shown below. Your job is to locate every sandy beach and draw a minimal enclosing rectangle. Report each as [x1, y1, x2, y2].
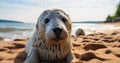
[101, 22, 120, 27]
[0, 23, 120, 63]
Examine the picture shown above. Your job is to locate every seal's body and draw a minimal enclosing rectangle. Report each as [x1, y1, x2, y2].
[24, 9, 76, 63]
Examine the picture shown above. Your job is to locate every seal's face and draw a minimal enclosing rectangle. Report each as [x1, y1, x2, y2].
[36, 9, 71, 42]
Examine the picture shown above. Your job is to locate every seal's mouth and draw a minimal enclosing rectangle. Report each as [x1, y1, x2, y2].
[51, 36, 63, 41]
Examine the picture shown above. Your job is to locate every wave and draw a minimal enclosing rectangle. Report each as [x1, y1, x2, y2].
[0, 27, 33, 32]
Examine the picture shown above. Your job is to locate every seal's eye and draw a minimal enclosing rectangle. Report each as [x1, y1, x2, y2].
[62, 17, 67, 23]
[44, 18, 49, 24]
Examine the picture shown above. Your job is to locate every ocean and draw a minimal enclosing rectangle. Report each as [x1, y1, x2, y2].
[0, 22, 35, 40]
[0, 22, 120, 40]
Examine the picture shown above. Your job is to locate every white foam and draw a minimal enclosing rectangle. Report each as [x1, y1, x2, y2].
[4, 38, 12, 41]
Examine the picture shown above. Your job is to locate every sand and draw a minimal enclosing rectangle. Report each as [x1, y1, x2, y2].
[72, 28, 120, 63]
[101, 22, 120, 27]
[0, 23, 120, 63]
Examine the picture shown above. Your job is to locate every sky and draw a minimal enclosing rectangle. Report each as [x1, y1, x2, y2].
[0, 0, 120, 23]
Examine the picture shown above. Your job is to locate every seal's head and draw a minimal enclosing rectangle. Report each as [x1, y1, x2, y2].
[36, 9, 72, 42]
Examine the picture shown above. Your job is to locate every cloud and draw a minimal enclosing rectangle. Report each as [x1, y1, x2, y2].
[0, 0, 120, 23]
[1, 0, 119, 8]
[1, 0, 119, 9]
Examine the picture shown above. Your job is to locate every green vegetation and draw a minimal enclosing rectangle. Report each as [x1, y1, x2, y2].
[106, 15, 112, 22]
[115, 3, 120, 17]
[105, 3, 120, 22]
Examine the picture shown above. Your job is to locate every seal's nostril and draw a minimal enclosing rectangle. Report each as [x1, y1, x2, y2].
[53, 27, 62, 37]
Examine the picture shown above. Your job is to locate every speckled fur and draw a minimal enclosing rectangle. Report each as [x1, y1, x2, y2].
[32, 31, 72, 61]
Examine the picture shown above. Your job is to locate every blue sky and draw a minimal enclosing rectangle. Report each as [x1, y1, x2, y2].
[0, 0, 120, 23]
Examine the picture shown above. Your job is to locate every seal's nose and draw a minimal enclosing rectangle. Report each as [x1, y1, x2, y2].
[53, 27, 62, 37]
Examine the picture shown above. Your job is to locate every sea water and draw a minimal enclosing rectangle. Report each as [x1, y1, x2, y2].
[0, 22, 35, 40]
[0, 22, 120, 40]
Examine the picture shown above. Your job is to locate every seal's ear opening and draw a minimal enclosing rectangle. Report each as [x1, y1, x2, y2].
[36, 24, 38, 30]
[36, 19, 40, 30]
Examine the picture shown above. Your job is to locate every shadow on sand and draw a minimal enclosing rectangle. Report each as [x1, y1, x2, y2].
[14, 51, 27, 63]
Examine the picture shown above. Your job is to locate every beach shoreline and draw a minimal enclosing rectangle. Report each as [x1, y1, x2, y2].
[100, 22, 120, 27]
[0, 23, 120, 63]
[0, 22, 120, 40]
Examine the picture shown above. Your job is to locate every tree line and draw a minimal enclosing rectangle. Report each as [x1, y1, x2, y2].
[105, 3, 120, 22]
